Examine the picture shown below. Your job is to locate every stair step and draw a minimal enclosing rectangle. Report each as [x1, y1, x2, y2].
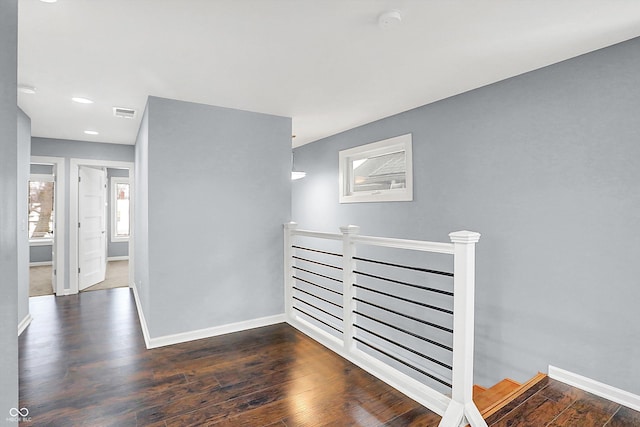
[473, 384, 487, 396]
[474, 373, 547, 419]
[474, 378, 520, 412]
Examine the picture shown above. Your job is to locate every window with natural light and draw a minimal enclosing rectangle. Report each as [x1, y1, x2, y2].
[111, 177, 130, 242]
[29, 175, 55, 242]
[339, 133, 413, 203]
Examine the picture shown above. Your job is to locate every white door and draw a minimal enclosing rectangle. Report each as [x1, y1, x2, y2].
[78, 166, 107, 290]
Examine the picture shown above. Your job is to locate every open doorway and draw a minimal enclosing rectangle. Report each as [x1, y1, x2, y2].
[70, 158, 134, 295]
[29, 156, 65, 297]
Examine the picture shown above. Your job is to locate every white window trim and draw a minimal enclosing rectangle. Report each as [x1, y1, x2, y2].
[338, 133, 413, 203]
[29, 239, 53, 246]
[110, 176, 130, 243]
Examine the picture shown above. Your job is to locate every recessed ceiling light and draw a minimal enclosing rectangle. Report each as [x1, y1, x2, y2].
[84, 130, 99, 135]
[39, 0, 58, 3]
[72, 97, 94, 104]
[18, 85, 36, 94]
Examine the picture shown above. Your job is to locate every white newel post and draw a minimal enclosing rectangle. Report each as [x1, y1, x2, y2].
[440, 230, 485, 427]
[340, 225, 360, 353]
[283, 222, 298, 322]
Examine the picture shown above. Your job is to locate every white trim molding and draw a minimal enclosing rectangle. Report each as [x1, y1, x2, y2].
[147, 314, 286, 349]
[107, 256, 129, 262]
[29, 261, 53, 267]
[18, 313, 33, 336]
[131, 281, 284, 350]
[549, 365, 640, 412]
[148, 314, 286, 349]
[131, 282, 151, 349]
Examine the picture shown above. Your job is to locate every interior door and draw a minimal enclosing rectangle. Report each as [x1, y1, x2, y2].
[78, 166, 107, 290]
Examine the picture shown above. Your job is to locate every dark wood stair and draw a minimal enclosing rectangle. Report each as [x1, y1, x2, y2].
[473, 373, 547, 419]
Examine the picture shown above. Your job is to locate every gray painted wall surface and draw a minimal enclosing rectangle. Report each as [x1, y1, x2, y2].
[134, 106, 150, 317]
[31, 163, 53, 174]
[31, 138, 134, 289]
[107, 168, 129, 258]
[292, 37, 640, 395]
[30, 245, 52, 263]
[138, 96, 291, 338]
[0, 0, 18, 419]
[17, 109, 30, 329]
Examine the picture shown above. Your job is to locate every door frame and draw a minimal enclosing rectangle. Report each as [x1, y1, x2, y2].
[70, 158, 134, 295]
[30, 156, 65, 296]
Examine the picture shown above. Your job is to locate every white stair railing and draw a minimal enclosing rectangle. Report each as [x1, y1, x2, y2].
[283, 222, 485, 427]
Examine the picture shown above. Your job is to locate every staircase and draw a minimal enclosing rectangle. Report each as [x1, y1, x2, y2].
[473, 373, 547, 419]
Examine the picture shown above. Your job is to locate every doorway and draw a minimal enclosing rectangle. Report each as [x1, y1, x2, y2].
[70, 158, 134, 295]
[29, 156, 65, 297]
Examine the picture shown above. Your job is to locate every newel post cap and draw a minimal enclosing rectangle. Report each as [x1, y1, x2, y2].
[449, 230, 481, 244]
[284, 222, 298, 230]
[339, 225, 360, 235]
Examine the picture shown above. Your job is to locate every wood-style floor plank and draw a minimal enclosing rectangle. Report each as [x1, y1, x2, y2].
[20, 288, 640, 426]
[20, 288, 438, 426]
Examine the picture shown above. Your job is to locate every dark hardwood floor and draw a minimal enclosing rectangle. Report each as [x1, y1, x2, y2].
[485, 376, 640, 427]
[19, 288, 438, 426]
[20, 287, 640, 426]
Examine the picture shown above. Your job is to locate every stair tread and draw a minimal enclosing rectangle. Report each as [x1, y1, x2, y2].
[473, 384, 487, 396]
[474, 378, 521, 411]
[472, 373, 547, 420]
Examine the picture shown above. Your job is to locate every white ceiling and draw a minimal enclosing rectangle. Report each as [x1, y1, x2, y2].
[17, 0, 640, 148]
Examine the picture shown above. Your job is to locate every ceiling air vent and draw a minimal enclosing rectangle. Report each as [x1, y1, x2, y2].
[113, 107, 136, 119]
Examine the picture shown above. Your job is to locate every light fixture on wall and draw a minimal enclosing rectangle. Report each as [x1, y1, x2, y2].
[291, 142, 306, 180]
[291, 171, 306, 180]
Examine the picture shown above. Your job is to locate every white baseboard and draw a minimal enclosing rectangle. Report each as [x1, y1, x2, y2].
[130, 282, 284, 350]
[29, 261, 52, 267]
[18, 313, 32, 336]
[131, 282, 152, 349]
[108, 256, 129, 262]
[549, 365, 640, 411]
[147, 313, 286, 349]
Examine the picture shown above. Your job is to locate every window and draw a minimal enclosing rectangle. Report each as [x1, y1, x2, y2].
[111, 177, 130, 242]
[29, 174, 55, 244]
[339, 133, 413, 203]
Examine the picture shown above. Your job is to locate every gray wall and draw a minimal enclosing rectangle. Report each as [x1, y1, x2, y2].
[134, 105, 150, 317]
[135, 96, 291, 338]
[30, 245, 52, 264]
[292, 37, 640, 395]
[107, 167, 129, 258]
[31, 163, 53, 174]
[31, 138, 134, 290]
[0, 0, 18, 419]
[17, 109, 30, 329]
